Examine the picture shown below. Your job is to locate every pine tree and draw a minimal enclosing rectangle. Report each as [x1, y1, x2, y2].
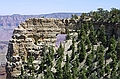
[72, 14, 78, 19]
[85, 36, 91, 52]
[98, 25, 107, 47]
[44, 66, 54, 79]
[79, 40, 86, 62]
[111, 53, 117, 69]
[79, 68, 87, 79]
[66, 28, 70, 40]
[86, 53, 93, 66]
[55, 56, 63, 79]
[71, 60, 78, 79]
[57, 42, 64, 58]
[89, 73, 98, 79]
[47, 52, 53, 67]
[78, 25, 86, 41]
[107, 36, 117, 59]
[105, 64, 110, 74]
[84, 21, 89, 34]
[66, 54, 70, 71]
[97, 45, 104, 68]
[91, 45, 95, 58]
[97, 68, 104, 78]
[63, 54, 71, 79]
[71, 37, 75, 60]
[110, 69, 117, 79]
[75, 55, 80, 67]
[49, 46, 54, 61]
[38, 59, 45, 73]
[89, 25, 97, 45]
[77, 42, 80, 54]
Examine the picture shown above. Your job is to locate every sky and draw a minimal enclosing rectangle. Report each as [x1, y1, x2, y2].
[0, 0, 120, 15]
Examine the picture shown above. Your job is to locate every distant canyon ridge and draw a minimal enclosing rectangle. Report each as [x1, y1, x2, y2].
[0, 13, 81, 27]
[0, 13, 81, 40]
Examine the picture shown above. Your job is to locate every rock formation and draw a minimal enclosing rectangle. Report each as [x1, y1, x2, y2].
[6, 18, 66, 79]
[6, 16, 120, 79]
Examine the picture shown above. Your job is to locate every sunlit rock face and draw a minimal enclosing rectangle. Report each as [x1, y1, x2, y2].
[6, 18, 66, 79]
[6, 16, 120, 78]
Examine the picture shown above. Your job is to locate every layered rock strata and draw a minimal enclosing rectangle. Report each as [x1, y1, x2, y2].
[6, 17, 120, 79]
[6, 18, 65, 79]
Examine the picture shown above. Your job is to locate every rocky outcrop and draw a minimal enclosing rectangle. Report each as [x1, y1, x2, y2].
[6, 18, 66, 79]
[6, 16, 120, 79]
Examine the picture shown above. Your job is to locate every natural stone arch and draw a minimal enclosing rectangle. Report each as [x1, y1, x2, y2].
[6, 18, 67, 79]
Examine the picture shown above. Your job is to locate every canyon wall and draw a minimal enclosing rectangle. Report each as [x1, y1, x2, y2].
[6, 18, 66, 79]
[6, 17, 120, 79]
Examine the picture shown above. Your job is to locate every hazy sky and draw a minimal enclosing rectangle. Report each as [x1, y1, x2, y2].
[0, 0, 120, 15]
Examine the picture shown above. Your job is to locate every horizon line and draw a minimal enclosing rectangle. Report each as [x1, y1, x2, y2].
[0, 12, 83, 16]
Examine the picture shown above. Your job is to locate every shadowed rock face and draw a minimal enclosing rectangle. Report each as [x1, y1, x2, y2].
[6, 18, 66, 79]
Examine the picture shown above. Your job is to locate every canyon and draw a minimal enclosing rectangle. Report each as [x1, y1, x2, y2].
[0, 8, 119, 78]
[6, 15, 120, 78]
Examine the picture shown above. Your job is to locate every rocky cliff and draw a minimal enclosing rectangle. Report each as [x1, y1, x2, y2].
[6, 15, 120, 79]
[6, 18, 66, 78]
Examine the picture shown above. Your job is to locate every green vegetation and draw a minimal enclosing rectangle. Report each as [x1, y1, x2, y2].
[18, 8, 120, 79]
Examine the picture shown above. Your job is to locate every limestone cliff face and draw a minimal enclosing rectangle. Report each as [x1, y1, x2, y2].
[6, 16, 120, 79]
[6, 18, 65, 79]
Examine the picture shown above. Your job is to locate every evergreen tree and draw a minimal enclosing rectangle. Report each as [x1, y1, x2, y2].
[110, 69, 117, 79]
[71, 37, 75, 60]
[107, 36, 117, 59]
[97, 45, 104, 68]
[89, 73, 98, 79]
[72, 61, 78, 79]
[111, 53, 117, 69]
[49, 46, 54, 61]
[66, 29, 70, 40]
[84, 21, 89, 34]
[98, 25, 107, 47]
[38, 59, 45, 73]
[57, 42, 64, 58]
[79, 68, 87, 79]
[78, 25, 86, 41]
[79, 40, 86, 62]
[46, 52, 53, 67]
[85, 36, 91, 52]
[72, 14, 78, 19]
[89, 25, 97, 45]
[77, 42, 80, 54]
[91, 45, 95, 58]
[75, 55, 80, 67]
[105, 64, 110, 75]
[55, 56, 63, 79]
[44, 66, 54, 79]
[63, 54, 71, 79]
[97, 68, 104, 78]
[86, 53, 93, 66]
